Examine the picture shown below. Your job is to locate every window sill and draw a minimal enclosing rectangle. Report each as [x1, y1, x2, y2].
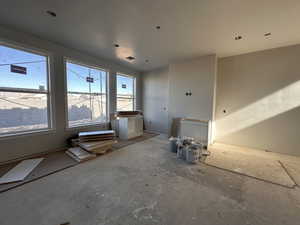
[0, 128, 56, 141]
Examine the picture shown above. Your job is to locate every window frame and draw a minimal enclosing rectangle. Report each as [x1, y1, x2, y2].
[0, 40, 54, 138]
[64, 58, 109, 129]
[116, 73, 136, 111]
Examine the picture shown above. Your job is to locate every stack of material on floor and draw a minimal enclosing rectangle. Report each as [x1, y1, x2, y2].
[66, 147, 96, 162]
[78, 130, 117, 154]
[69, 130, 117, 156]
[78, 130, 116, 142]
[79, 139, 116, 154]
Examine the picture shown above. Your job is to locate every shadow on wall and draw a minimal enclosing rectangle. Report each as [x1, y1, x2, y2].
[216, 80, 300, 138]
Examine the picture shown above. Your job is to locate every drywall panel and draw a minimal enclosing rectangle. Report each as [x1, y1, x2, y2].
[142, 55, 217, 136]
[0, 25, 141, 163]
[215, 44, 300, 156]
[143, 67, 169, 134]
[0, 158, 43, 184]
[168, 55, 217, 135]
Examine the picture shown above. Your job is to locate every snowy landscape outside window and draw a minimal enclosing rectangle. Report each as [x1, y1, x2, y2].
[66, 61, 107, 127]
[0, 44, 51, 136]
[116, 74, 135, 111]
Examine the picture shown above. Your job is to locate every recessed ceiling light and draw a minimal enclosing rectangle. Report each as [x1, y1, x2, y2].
[114, 44, 120, 47]
[156, 26, 161, 30]
[46, 10, 57, 17]
[234, 35, 242, 40]
[126, 56, 135, 61]
[264, 32, 271, 37]
[145, 59, 149, 63]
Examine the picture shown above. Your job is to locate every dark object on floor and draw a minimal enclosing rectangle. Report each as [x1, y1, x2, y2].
[60, 222, 70, 225]
[117, 111, 141, 116]
[0, 131, 158, 193]
[169, 137, 178, 153]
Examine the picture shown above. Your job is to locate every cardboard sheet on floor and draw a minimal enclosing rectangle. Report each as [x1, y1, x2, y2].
[0, 158, 44, 184]
[204, 146, 296, 188]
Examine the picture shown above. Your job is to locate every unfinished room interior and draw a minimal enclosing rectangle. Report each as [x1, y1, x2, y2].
[0, 0, 300, 224]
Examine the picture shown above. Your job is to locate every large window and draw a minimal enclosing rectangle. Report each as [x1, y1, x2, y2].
[66, 60, 107, 127]
[116, 74, 135, 111]
[0, 44, 51, 136]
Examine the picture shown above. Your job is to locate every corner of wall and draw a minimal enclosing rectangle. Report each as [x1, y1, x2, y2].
[209, 55, 218, 145]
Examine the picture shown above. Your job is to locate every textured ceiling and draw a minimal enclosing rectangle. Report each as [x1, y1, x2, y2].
[1, 0, 300, 72]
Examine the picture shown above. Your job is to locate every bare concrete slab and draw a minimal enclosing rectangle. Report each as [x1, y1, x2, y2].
[0, 151, 77, 193]
[0, 131, 158, 193]
[0, 136, 299, 225]
[205, 143, 297, 188]
[281, 161, 300, 186]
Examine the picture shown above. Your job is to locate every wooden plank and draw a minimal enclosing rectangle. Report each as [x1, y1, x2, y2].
[0, 158, 44, 184]
[79, 140, 117, 151]
[79, 137, 115, 142]
[66, 147, 96, 162]
[181, 118, 209, 123]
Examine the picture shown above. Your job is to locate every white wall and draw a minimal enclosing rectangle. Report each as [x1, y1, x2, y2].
[168, 55, 217, 121]
[0, 25, 141, 163]
[143, 67, 169, 134]
[142, 55, 217, 136]
[215, 44, 300, 156]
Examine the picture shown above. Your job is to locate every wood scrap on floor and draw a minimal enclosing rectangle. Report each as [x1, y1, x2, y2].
[78, 130, 116, 142]
[79, 140, 117, 154]
[65, 147, 96, 162]
[0, 158, 43, 184]
[66, 130, 117, 162]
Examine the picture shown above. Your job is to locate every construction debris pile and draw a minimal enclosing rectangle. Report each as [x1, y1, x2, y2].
[66, 130, 117, 162]
[169, 137, 210, 164]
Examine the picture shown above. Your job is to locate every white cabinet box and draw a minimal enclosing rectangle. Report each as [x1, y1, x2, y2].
[179, 118, 211, 147]
[118, 115, 143, 140]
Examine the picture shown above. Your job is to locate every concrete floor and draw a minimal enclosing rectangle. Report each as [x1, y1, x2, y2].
[0, 135, 299, 225]
[205, 143, 300, 188]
